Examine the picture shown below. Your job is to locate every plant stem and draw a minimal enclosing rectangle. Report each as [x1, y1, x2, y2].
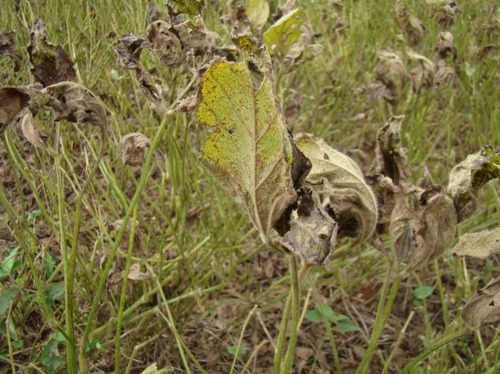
[114, 203, 139, 373]
[80, 113, 171, 362]
[356, 263, 402, 374]
[399, 325, 468, 374]
[282, 256, 301, 373]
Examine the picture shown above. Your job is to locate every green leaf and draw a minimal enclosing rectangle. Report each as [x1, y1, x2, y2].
[246, 0, 270, 32]
[40, 339, 63, 374]
[305, 303, 335, 322]
[0, 288, 19, 316]
[264, 9, 303, 57]
[0, 247, 21, 277]
[413, 286, 434, 300]
[140, 363, 159, 374]
[44, 282, 65, 307]
[43, 252, 58, 277]
[452, 228, 500, 259]
[335, 320, 362, 333]
[228, 345, 247, 356]
[196, 59, 296, 239]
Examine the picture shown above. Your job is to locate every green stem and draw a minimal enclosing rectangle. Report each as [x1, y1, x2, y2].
[80, 113, 171, 360]
[282, 256, 301, 373]
[357, 264, 402, 374]
[114, 204, 139, 373]
[399, 326, 468, 374]
[273, 286, 292, 374]
[56, 154, 78, 374]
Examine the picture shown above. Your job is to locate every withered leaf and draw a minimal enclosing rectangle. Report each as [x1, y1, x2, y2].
[412, 188, 457, 268]
[128, 263, 152, 281]
[0, 31, 22, 71]
[28, 19, 76, 86]
[376, 115, 409, 185]
[375, 50, 408, 106]
[115, 34, 149, 69]
[119, 132, 151, 166]
[295, 133, 378, 243]
[390, 193, 416, 261]
[447, 146, 500, 221]
[43, 82, 107, 126]
[426, 0, 461, 30]
[435, 59, 456, 86]
[395, 1, 425, 47]
[407, 50, 435, 95]
[452, 228, 500, 259]
[0, 87, 31, 133]
[274, 191, 337, 265]
[436, 31, 457, 60]
[196, 59, 297, 238]
[20, 110, 49, 151]
[462, 277, 500, 328]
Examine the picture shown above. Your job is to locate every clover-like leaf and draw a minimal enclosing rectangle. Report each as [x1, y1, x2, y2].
[196, 59, 297, 238]
[452, 228, 500, 259]
[295, 133, 378, 243]
[263, 8, 303, 57]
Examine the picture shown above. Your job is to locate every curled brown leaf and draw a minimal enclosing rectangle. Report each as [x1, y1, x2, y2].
[462, 278, 500, 328]
[43, 82, 107, 126]
[119, 132, 151, 166]
[28, 19, 76, 86]
[0, 87, 31, 133]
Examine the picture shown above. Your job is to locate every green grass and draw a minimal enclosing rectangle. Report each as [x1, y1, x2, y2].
[1, 0, 499, 373]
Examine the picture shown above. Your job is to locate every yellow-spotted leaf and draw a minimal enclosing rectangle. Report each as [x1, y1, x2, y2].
[196, 59, 296, 238]
[263, 8, 302, 57]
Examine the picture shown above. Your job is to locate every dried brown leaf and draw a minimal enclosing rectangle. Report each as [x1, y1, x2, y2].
[128, 263, 151, 281]
[375, 50, 408, 106]
[446, 146, 500, 221]
[119, 132, 151, 166]
[273, 191, 337, 265]
[462, 277, 500, 328]
[390, 193, 416, 261]
[435, 59, 456, 86]
[20, 110, 48, 151]
[427, 0, 461, 30]
[296, 133, 378, 243]
[395, 1, 425, 47]
[452, 228, 500, 259]
[376, 115, 409, 185]
[115, 34, 149, 69]
[0, 87, 31, 133]
[28, 19, 76, 86]
[436, 31, 457, 60]
[0, 31, 22, 71]
[407, 50, 435, 94]
[412, 188, 457, 267]
[43, 82, 107, 126]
